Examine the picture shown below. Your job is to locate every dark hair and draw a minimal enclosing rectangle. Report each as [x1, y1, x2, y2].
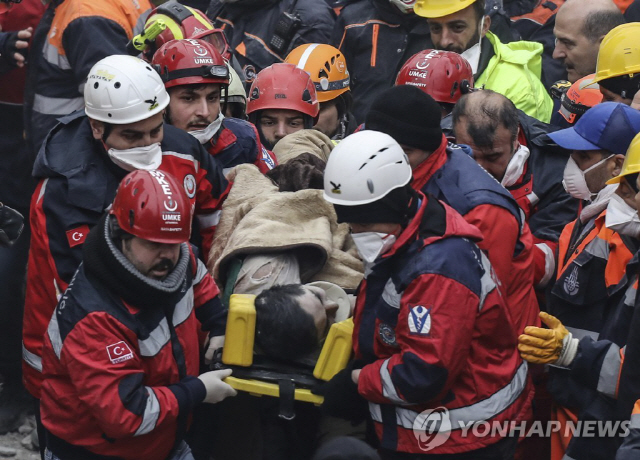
[452, 89, 519, 148]
[254, 284, 319, 361]
[473, 0, 486, 22]
[599, 74, 640, 100]
[582, 10, 625, 42]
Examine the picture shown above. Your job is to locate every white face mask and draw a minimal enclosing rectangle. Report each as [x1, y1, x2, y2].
[562, 155, 614, 201]
[501, 144, 530, 187]
[108, 142, 163, 172]
[189, 112, 225, 144]
[389, 0, 416, 14]
[460, 18, 484, 75]
[351, 232, 397, 264]
[605, 194, 640, 237]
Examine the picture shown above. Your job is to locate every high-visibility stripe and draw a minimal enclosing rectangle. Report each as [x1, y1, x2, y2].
[526, 191, 540, 207]
[478, 251, 497, 311]
[295, 43, 319, 70]
[535, 242, 555, 288]
[138, 318, 170, 357]
[630, 412, 640, 430]
[36, 178, 49, 204]
[370, 361, 528, 429]
[597, 344, 622, 398]
[134, 387, 161, 436]
[43, 40, 71, 70]
[624, 280, 637, 307]
[583, 236, 609, 259]
[195, 259, 208, 284]
[22, 342, 43, 372]
[566, 326, 598, 341]
[172, 290, 194, 328]
[47, 308, 63, 360]
[381, 278, 400, 309]
[162, 151, 199, 171]
[33, 93, 83, 116]
[197, 210, 221, 229]
[371, 24, 379, 67]
[380, 358, 408, 405]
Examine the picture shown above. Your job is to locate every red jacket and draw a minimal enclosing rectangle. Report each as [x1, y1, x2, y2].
[354, 193, 533, 454]
[23, 112, 228, 398]
[40, 237, 223, 460]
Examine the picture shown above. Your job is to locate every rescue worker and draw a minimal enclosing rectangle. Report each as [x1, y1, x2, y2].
[552, 73, 603, 128]
[285, 43, 357, 140]
[395, 49, 474, 119]
[246, 63, 320, 150]
[134, 2, 228, 61]
[224, 65, 247, 119]
[23, 0, 152, 161]
[318, 129, 533, 458]
[414, 0, 554, 122]
[152, 38, 276, 175]
[23, 55, 228, 409]
[452, 90, 579, 288]
[552, 0, 624, 84]
[0, 0, 46, 435]
[590, 23, 640, 105]
[541, 102, 640, 460]
[365, 84, 539, 334]
[39, 169, 236, 460]
[205, 0, 335, 81]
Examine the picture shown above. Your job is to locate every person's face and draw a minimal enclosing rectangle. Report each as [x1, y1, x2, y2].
[427, 5, 488, 54]
[616, 176, 638, 210]
[121, 236, 181, 281]
[297, 285, 340, 341]
[258, 109, 306, 147]
[553, 9, 601, 83]
[168, 84, 222, 132]
[314, 101, 340, 138]
[570, 150, 622, 194]
[599, 86, 632, 105]
[454, 118, 517, 182]
[90, 112, 165, 150]
[399, 144, 431, 169]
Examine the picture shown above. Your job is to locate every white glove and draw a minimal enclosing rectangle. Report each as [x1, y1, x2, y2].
[197, 369, 237, 404]
[204, 335, 225, 365]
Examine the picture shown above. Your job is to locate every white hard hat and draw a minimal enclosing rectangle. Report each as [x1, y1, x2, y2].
[226, 64, 247, 105]
[323, 130, 412, 206]
[84, 55, 170, 124]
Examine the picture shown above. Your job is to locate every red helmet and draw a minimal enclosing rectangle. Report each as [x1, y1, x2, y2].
[193, 29, 231, 62]
[140, 3, 217, 61]
[152, 38, 229, 89]
[110, 170, 192, 244]
[246, 63, 319, 119]
[396, 50, 473, 104]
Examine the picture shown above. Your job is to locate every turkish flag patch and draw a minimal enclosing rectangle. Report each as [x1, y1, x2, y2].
[66, 225, 90, 248]
[106, 341, 134, 364]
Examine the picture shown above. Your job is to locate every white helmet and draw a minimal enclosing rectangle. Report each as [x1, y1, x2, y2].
[226, 64, 247, 105]
[84, 55, 170, 124]
[323, 130, 412, 206]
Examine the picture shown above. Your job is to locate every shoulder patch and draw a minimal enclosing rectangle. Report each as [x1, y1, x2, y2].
[408, 305, 431, 336]
[106, 341, 134, 364]
[260, 147, 275, 169]
[66, 225, 90, 248]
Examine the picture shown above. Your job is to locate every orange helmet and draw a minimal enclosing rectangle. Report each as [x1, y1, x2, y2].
[559, 74, 603, 125]
[285, 43, 350, 103]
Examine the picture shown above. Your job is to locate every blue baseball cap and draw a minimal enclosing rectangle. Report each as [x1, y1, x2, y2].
[548, 102, 640, 155]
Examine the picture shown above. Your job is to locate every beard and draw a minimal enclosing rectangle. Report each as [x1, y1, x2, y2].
[438, 29, 481, 55]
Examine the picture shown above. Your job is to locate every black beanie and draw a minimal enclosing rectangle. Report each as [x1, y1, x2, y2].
[366, 85, 443, 152]
[333, 185, 418, 225]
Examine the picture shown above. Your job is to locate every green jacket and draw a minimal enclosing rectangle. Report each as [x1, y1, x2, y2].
[476, 32, 553, 123]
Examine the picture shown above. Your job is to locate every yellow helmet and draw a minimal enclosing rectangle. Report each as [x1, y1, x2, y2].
[592, 23, 640, 85]
[285, 44, 350, 103]
[414, 0, 477, 18]
[607, 132, 640, 185]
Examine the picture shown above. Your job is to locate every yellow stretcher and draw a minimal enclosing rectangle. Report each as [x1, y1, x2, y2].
[218, 294, 354, 408]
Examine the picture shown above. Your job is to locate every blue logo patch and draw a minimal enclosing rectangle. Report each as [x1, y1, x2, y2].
[408, 306, 431, 336]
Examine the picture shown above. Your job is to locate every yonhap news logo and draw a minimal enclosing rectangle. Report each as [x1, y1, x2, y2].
[412, 407, 452, 452]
